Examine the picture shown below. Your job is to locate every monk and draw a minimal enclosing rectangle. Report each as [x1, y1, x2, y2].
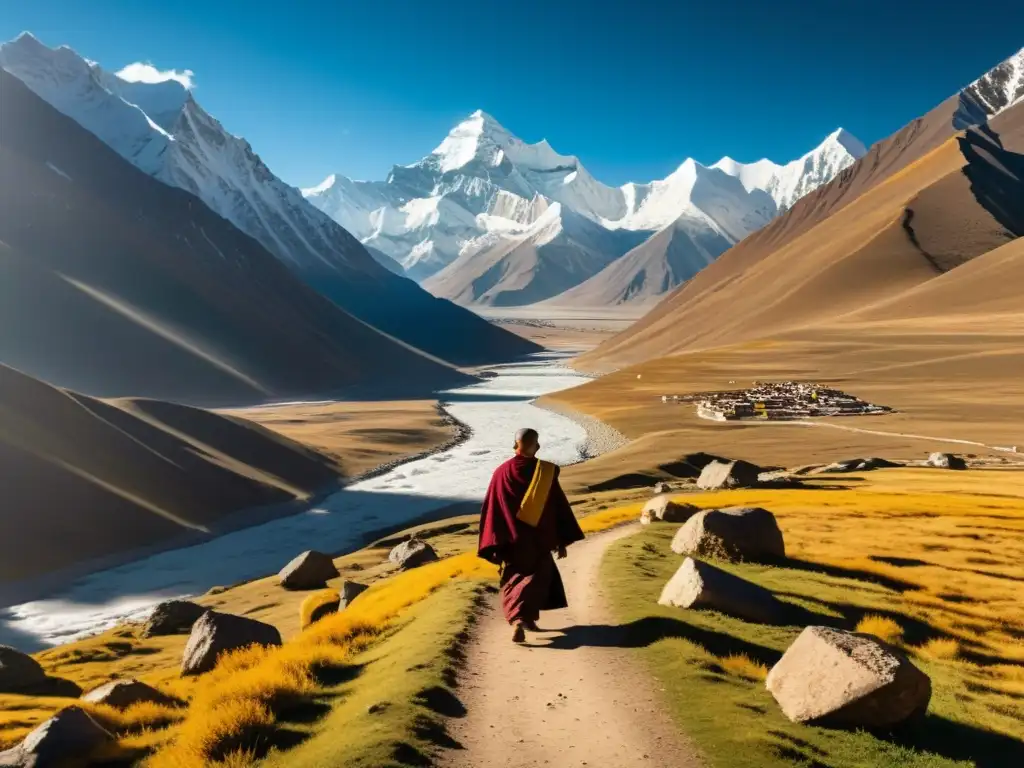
[477, 427, 585, 643]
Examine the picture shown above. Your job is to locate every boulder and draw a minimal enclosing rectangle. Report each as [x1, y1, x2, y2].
[0, 707, 112, 767]
[339, 580, 370, 610]
[278, 550, 340, 590]
[388, 538, 438, 570]
[927, 452, 967, 470]
[82, 679, 176, 709]
[0, 646, 47, 693]
[766, 626, 931, 728]
[696, 459, 763, 490]
[181, 611, 282, 676]
[671, 507, 785, 562]
[652, 481, 671, 495]
[659, 558, 787, 623]
[641, 495, 699, 525]
[143, 600, 206, 637]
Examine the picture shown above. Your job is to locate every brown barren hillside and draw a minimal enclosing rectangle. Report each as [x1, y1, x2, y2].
[0, 364, 454, 585]
[0, 70, 471, 404]
[577, 100, 1024, 371]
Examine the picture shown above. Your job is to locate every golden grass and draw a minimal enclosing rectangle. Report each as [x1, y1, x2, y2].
[720, 653, 769, 681]
[916, 638, 961, 660]
[299, 589, 340, 629]
[855, 614, 905, 644]
[145, 553, 496, 766]
[599, 467, 1024, 766]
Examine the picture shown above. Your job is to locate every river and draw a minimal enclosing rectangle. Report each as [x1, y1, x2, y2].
[0, 353, 590, 650]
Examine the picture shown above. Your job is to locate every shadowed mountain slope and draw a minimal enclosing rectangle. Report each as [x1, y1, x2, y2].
[0, 70, 473, 403]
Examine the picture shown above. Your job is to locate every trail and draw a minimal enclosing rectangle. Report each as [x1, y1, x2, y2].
[756, 418, 1018, 453]
[444, 525, 701, 768]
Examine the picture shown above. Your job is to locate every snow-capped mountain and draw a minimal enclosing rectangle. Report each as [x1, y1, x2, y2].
[712, 129, 867, 212]
[955, 45, 1024, 128]
[0, 32, 374, 280]
[305, 110, 864, 304]
[0, 33, 538, 365]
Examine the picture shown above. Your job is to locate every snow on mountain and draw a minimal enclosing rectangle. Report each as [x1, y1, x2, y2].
[0, 32, 377, 281]
[712, 128, 867, 212]
[305, 110, 864, 303]
[0, 32, 538, 365]
[955, 46, 1024, 128]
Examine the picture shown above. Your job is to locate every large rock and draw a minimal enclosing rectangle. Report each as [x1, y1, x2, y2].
[766, 626, 931, 728]
[658, 557, 787, 623]
[0, 707, 113, 767]
[641, 495, 699, 525]
[143, 600, 206, 637]
[278, 550, 340, 590]
[181, 611, 282, 676]
[388, 538, 438, 570]
[696, 459, 763, 490]
[339, 580, 370, 610]
[671, 507, 785, 562]
[927, 452, 967, 470]
[0, 646, 47, 693]
[82, 679, 176, 709]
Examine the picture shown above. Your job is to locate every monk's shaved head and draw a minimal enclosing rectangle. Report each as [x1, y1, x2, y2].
[514, 428, 539, 457]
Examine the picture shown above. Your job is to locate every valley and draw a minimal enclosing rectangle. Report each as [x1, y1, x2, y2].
[0, 18, 1022, 768]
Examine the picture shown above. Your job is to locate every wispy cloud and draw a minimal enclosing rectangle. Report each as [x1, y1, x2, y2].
[115, 62, 195, 89]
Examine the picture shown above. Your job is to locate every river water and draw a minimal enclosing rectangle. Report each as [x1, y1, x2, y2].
[1, 353, 590, 649]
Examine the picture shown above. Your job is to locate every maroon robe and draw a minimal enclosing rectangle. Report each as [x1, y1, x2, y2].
[478, 454, 585, 624]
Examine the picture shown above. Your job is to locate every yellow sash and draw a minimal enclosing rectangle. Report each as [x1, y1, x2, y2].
[517, 460, 556, 527]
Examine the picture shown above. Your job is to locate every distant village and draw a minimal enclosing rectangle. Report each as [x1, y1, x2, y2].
[661, 380, 894, 421]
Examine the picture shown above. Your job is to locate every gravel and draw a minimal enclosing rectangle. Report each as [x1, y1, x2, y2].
[533, 400, 629, 463]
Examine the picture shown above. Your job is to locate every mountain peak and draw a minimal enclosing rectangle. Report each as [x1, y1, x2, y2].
[824, 127, 867, 158]
[302, 174, 337, 197]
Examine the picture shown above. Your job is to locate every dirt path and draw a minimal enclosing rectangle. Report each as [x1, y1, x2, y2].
[765, 419, 1019, 454]
[444, 525, 702, 768]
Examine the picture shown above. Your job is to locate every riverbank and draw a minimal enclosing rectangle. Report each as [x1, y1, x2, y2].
[534, 398, 629, 461]
[0, 354, 594, 649]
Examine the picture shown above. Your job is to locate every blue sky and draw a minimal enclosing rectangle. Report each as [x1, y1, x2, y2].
[3, 0, 1023, 187]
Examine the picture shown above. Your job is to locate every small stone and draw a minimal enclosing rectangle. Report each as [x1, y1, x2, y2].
[81, 679, 176, 709]
[143, 600, 206, 637]
[278, 550, 340, 590]
[389, 537, 439, 570]
[180, 611, 282, 676]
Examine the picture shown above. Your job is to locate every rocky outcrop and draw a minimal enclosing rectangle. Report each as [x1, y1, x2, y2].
[766, 626, 931, 727]
[278, 550, 340, 590]
[818, 457, 901, 473]
[0, 646, 46, 693]
[696, 459, 763, 490]
[641, 495, 699, 525]
[143, 600, 206, 637]
[389, 538, 439, 570]
[927, 452, 967, 470]
[81, 679, 177, 709]
[0, 707, 112, 767]
[671, 507, 785, 562]
[659, 558, 787, 623]
[181, 611, 282, 676]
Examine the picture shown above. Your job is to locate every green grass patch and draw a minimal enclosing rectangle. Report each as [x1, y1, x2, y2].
[259, 579, 483, 768]
[601, 525, 1024, 768]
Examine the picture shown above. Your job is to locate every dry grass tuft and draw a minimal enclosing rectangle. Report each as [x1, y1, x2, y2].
[916, 637, 960, 660]
[720, 653, 768, 681]
[146, 553, 495, 766]
[299, 589, 340, 629]
[854, 614, 905, 644]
